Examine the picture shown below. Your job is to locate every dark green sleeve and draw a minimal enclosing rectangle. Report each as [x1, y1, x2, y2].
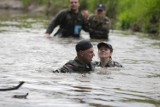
[81, 13, 90, 32]
[46, 10, 67, 34]
[53, 60, 74, 73]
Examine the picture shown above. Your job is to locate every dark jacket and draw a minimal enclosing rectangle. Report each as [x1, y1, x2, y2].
[53, 57, 95, 73]
[46, 9, 88, 38]
[88, 15, 110, 39]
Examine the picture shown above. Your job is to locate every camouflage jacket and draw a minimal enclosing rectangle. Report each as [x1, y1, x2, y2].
[94, 60, 123, 68]
[46, 9, 88, 38]
[88, 15, 110, 39]
[53, 57, 95, 73]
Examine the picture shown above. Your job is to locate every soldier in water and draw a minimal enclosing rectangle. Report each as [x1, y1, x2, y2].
[45, 0, 88, 38]
[88, 4, 110, 39]
[53, 40, 95, 73]
[94, 42, 123, 67]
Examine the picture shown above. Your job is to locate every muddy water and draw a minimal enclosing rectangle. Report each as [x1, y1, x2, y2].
[0, 11, 160, 107]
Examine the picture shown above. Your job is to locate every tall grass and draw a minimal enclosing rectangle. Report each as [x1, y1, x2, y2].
[116, 0, 160, 34]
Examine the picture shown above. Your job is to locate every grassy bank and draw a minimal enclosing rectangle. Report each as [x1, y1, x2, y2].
[116, 0, 160, 35]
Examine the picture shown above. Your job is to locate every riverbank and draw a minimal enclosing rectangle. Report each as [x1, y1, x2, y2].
[0, 0, 23, 10]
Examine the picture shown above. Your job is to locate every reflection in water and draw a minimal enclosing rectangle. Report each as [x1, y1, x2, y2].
[0, 11, 160, 107]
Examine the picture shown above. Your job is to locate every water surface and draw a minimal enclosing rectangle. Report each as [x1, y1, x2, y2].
[0, 11, 160, 107]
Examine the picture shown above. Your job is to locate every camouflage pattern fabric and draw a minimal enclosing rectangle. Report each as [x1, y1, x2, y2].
[93, 60, 123, 67]
[88, 15, 110, 39]
[53, 57, 95, 73]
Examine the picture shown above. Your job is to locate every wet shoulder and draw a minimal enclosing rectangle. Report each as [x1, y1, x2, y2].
[112, 61, 123, 67]
[89, 14, 96, 20]
[55, 9, 70, 17]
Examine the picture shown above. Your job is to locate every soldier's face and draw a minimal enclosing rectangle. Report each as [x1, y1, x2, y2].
[98, 46, 112, 59]
[81, 48, 95, 64]
[96, 10, 105, 17]
[70, 0, 80, 11]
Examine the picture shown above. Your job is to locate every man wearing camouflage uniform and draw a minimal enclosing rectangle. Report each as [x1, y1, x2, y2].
[53, 40, 95, 73]
[45, 0, 88, 38]
[88, 4, 110, 39]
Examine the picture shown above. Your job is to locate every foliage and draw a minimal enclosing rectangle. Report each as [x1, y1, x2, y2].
[115, 0, 160, 34]
[21, 0, 160, 35]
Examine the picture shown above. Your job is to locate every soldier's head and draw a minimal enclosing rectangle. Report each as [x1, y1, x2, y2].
[81, 9, 89, 20]
[76, 40, 95, 64]
[69, 0, 80, 12]
[97, 42, 113, 59]
[96, 4, 106, 16]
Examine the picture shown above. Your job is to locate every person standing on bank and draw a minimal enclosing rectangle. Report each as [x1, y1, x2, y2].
[53, 40, 95, 73]
[94, 42, 123, 67]
[88, 4, 110, 39]
[45, 0, 88, 38]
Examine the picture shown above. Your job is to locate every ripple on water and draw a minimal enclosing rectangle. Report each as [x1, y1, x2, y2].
[0, 19, 160, 107]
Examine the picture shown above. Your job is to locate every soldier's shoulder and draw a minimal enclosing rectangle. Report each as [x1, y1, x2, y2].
[104, 17, 110, 21]
[112, 61, 123, 67]
[60, 9, 69, 12]
[65, 60, 81, 67]
[65, 60, 75, 66]
[57, 9, 70, 15]
[89, 14, 96, 19]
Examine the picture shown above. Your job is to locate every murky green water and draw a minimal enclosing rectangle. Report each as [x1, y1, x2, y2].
[0, 10, 160, 107]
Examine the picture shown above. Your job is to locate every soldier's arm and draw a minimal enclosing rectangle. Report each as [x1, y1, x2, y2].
[53, 61, 74, 73]
[82, 14, 94, 32]
[105, 17, 111, 29]
[45, 10, 67, 35]
[81, 17, 89, 32]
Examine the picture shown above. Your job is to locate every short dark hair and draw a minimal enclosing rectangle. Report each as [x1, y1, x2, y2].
[76, 40, 93, 52]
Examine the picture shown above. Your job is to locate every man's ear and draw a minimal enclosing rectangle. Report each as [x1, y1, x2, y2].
[110, 53, 112, 57]
[79, 50, 84, 56]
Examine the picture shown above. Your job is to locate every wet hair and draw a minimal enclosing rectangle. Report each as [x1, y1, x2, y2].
[76, 40, 93, 52]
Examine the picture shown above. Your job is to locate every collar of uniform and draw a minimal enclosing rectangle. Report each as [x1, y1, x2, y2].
[74, 57, 87, 65]
[69, 9, 79, 14]
[99, 58, 113, 67]
[74, 57, 93, 71]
